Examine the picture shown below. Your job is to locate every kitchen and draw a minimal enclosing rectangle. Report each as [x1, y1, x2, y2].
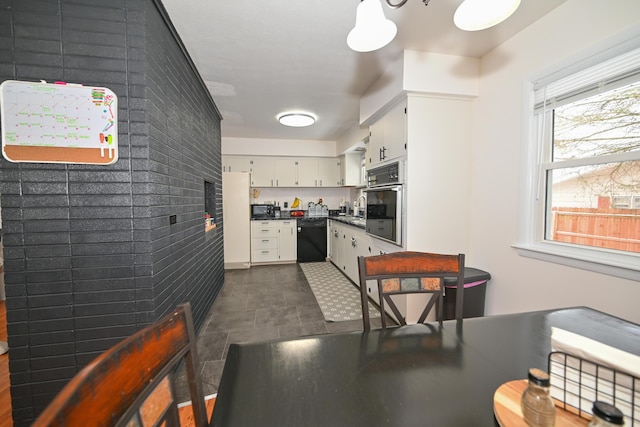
[200, 0, 640, 324]
[222, 93, 479, 321]
[2, 1, 640, 424]
[213, 3, 640, 321]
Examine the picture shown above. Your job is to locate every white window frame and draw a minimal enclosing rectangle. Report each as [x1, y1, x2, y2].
[515, 29, 640, 282]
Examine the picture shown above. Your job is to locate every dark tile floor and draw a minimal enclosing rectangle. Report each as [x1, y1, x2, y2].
[177, 263, 385, 401]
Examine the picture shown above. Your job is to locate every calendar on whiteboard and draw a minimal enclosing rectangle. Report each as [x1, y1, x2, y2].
[0, 80, 118, 164]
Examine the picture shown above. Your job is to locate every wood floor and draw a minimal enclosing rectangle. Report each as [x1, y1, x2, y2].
[1, 300, 11, 427]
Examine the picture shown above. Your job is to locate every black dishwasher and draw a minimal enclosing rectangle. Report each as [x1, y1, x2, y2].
[297, 217, 327, 262]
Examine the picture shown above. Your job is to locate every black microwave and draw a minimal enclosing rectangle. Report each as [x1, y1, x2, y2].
[251, 204, 274, 219]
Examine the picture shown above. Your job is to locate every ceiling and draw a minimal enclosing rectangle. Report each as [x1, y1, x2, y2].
[161, 0, 566, 144]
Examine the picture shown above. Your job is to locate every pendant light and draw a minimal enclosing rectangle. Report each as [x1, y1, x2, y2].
[347, 0, 397, 52]
[454, 0, 521, 31]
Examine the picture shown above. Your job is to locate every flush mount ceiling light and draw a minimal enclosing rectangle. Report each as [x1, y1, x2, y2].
[454, 0, 521, 31]
[277, 113, 316, 127]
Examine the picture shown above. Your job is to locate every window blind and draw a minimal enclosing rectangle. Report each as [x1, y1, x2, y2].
[534, 46, 640, 112]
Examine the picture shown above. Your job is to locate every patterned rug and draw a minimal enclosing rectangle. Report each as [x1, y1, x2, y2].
[300, 262, 380, 322]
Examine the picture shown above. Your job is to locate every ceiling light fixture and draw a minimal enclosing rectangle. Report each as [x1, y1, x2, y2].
[277, 113, 316, 127]
[347, 0, 521, 52]
[347, 0, 398, 52]
[454, 0, 521, 31]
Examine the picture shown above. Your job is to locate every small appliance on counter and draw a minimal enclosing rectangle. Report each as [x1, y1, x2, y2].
[251, 204, 274, 219]
[273, 206, 281, 218]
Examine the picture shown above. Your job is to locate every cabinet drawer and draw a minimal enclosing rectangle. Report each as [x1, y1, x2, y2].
[252, 248, 278, 263]
[252, 237, 278, 250]
[251, 226, 278, 238]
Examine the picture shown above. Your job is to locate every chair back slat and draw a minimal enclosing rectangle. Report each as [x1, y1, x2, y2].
[33, 303, 208, 427]
[364, 251, 460, 275]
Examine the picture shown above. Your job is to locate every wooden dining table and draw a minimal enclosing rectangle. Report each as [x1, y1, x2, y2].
[209, 307, 640, 427]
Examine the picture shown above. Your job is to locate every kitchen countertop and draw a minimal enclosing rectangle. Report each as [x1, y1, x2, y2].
[328, 215, 366, 229]
[250, 215, 366, 229]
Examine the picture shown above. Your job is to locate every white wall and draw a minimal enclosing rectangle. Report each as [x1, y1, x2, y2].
[222, 137, 337, 157]
[470, 0, 640, 323]
[405, 94, 472, 255]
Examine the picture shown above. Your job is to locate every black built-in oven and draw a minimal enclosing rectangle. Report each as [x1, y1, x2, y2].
[365, 162, 403, 246]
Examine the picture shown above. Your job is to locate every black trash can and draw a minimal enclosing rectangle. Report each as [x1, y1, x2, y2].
[442, 267, 491, 320]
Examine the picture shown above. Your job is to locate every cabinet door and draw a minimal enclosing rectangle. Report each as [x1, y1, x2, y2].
[250, 157, 275, 187]
[278, 220, 297, 261]
[340, 153, 362, 186]
[274, 158, 297, 187]
[366, 100, 407, 168]
[344, 232, 359, 283]
[367, 119, 385, 169]
[383, 100, 407, 162]
[317, 157, 340, 187]
[330, 223, 345, 271]
[296, 158, 318, 187]
[223, 156, 251, 173]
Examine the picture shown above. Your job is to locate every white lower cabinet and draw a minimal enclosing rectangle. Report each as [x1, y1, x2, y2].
[330, 221, 346, 274]
[329, 220, 375, 284]
[278, 220, 297, 261]
[328, 220, 401, 307]
[251, 220, 297, 264]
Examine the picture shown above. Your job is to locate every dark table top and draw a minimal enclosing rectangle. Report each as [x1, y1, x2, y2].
[210, 307, 640, 427]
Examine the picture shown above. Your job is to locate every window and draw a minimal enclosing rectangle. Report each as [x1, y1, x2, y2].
[517, 36, 640, 280]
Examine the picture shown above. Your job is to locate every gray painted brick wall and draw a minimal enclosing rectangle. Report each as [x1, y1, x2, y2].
[0, 0, 224, 424]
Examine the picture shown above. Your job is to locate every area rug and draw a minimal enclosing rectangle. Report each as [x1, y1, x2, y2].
[300, 262, 380, 322]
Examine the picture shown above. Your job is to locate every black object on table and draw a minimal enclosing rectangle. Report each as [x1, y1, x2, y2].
[210, 307, 640, 427]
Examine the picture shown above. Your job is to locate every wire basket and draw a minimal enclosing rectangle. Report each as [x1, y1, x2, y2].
[548, 351, 639, 426]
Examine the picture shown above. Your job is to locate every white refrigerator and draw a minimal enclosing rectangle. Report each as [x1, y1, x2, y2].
[222, 172, 251, 269]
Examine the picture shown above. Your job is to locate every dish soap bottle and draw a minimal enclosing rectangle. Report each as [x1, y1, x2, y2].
[589, 401, 624, 426]
[521, 368, 556, 427]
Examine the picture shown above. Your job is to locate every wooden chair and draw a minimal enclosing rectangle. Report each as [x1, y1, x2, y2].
[33, 303, 210, 427]
[358, 251, 465, 330]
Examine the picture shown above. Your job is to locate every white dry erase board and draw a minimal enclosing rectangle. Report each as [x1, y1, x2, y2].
[0, 80, 118, 164]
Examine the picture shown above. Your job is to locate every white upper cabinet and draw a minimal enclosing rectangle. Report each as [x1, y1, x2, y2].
[367, 99, 407, 169]
[296, 158, 318, 187]
[223, 156, 251, 173]
[274, 158, 297, 187]
[250, 157, 275, 187]
[222, 155, 342, 188]
[317, 157, 340, 187]
[340, 152, 363, 187]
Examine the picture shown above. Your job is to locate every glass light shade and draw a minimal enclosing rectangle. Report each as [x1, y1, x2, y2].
[278, 113, 316, 127]
[454, 0, 521, 31]
[347, 0, 397, 52]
